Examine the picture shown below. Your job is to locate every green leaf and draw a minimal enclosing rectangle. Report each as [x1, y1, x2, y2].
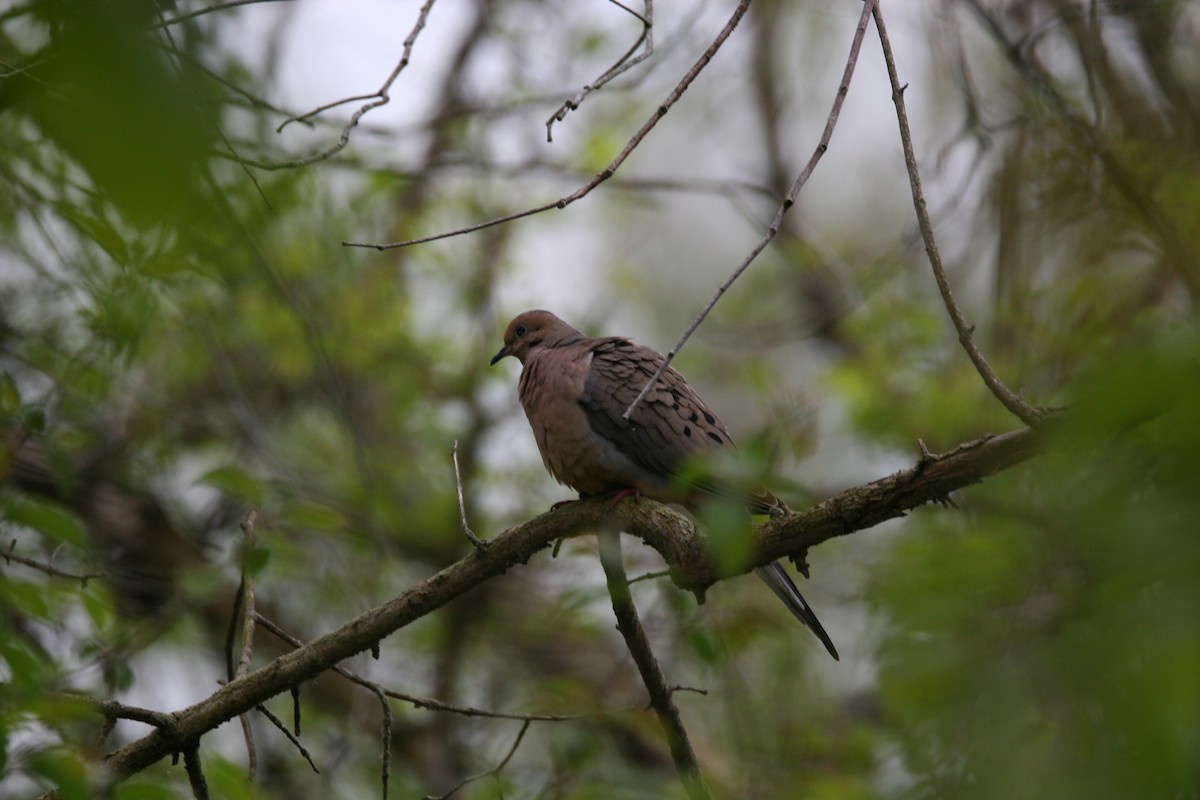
[114, 777, 183, 800]
[3, 578, 52, 621]
[0, 373, 19, 418]
[82, 584, 116, 631]
[197, 465, 264, 505]
[0, 636, 51, 689]
[3, 496, 86, 546]
[245, 543, 271, 576]
[21, 405, 48, 434]
[53, 203, 131, 263]
[103, 658, 135, 694]
[280, 500, 345, 532]
[697, 498, 755, 577]
[29, 747, 94, 800]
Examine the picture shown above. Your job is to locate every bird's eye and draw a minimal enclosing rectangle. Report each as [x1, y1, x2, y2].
[515, 324, 527, 336]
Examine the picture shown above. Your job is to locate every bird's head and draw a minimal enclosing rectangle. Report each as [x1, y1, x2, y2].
[490, 310, 581, 365]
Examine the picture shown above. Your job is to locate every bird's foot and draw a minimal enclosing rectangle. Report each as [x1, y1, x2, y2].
[605, 488, 641, 509]
[789, 549, 813, 580]
[550, 498, 579, 511]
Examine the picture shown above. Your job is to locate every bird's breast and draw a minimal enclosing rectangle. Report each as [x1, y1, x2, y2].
[518, 349, 662, 496]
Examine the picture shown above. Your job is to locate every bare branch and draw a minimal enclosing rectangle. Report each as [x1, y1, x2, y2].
[452, 441, 486, 549]
[600, 529, 711, 800]
[872, 4, 1050, 426]
[235, 510, 259, 779]
[422, 721, 532, 800]
[92, 699, 176, 730]
[265, 0, 439, 167]
[621, 0, 879, 420]
[235, 510, 260, 679]
[2, 540, 107, 586]
[546, 0, 654, 141]
[182, 747, 210, 800]
[254, 613, 589, 723]
[153, 0, 293, 30]
[345, 0, 753, 251]
[102, 426, 1041, 784]
[253, 703, 319, 774]
[371, 684, 392, 800]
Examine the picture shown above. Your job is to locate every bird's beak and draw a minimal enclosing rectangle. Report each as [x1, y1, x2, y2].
[489, 346, 510, 365]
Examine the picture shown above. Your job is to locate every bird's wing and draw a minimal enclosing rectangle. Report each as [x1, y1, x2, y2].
[578, 338, 732, 480]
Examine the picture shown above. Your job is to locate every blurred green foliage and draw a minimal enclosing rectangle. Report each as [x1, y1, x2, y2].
[872, 333, 1200, 799]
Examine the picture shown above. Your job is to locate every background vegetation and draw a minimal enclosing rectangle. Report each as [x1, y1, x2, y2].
[1, 1, 1197, 798]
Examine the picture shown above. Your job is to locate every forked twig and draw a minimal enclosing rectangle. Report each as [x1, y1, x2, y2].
[545, 0, 654, 141]
[346, 0, 752, 251]
[265, 0, 439, 168]
[422, 720, 532, 800]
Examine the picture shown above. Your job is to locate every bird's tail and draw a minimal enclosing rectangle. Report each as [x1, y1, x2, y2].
[754, 561, 839, 660]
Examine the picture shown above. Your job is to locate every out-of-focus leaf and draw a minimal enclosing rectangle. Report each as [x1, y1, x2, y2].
[114, 777, 183, 800]
[0, 373, 19, 418]
[29, 747, 94, 800]
[280, 500, 346, 533]
[3, 496, 86, 546]
[197, 465, 264, 505]
[3, 578, 52, 621]
[0, 636, 50, 690]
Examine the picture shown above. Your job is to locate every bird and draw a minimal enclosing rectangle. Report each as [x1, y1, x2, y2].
[491, 309, 838, 660]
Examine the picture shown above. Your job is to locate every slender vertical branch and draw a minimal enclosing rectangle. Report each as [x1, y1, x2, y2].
[872, 3, 1050, 426]
[182, 747, 211, 800]
[235, 510, 259, 778]
[452, 440, 486, 549]
[598, 529, 712, 800]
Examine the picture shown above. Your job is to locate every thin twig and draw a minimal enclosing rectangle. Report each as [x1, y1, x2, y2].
[628, 568, 671, 585]
[93, 699, 177, 730]
[152, 0, 291, 30]
[253, 613, 587, 722]
[235, 510, 259, 779]
[2, 540, 107, 586]
[254, 703, 319, 774]
[546, 0, 654, 141]
[423, 720, 532, 800]
[452, 441, 486, 549]
[622, 0, 879, 420]
[370, 684, 392, 800]
[346, 0, 752, 250]
[267, 0, 438, 170]
[872, 4, 1047, 426]
[599, 530, 711, 800]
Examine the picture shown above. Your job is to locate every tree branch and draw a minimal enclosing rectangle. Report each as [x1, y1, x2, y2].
[344, 0, 752, 251]
[872, 3, 1051, 427]
[545, 0, 653, 142]
[621, 0, 879, 420]
[599, 529, 711, 800]
[101, 425, 1041, 784]
[2, 540, 107, 586]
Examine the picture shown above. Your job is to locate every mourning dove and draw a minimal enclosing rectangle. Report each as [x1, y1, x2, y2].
[491, 310, 838, 660]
